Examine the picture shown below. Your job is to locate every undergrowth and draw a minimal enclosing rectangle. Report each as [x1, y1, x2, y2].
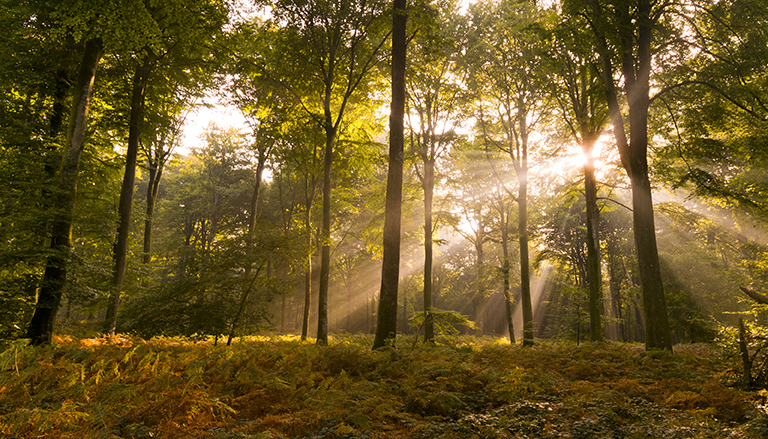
[1, 334, 767, 438]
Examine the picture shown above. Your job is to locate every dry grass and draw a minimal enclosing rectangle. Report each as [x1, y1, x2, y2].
[1, 334, 766, 438]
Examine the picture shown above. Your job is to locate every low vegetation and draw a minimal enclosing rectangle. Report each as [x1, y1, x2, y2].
[2, 332, 768, 439]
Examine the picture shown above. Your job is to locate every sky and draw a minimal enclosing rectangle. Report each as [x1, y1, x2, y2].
[180, 97, 249, 155]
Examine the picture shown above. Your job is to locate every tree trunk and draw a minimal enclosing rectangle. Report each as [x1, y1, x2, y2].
[501, 201, 515, 344]
[245, 146, 267, 276]
[142, 160, 162, 265]
[302, 252, 312, 340]
[589, 0, 672, 352]
[518, 176, 534, 346]
[472, 205, 485, 335]
[423, 159, 434, 343]
[227, 269, 260, 346]
[27, 38, 103, 346]
[583, 145, 603, 341]
[317, 122, 335, 346]
[301, 177, 314, 340]
[104, 59, 153, 336]
[629, 164, 671, 349]
[607, 239, 625, 341]
[373, 0, 407, 350]
[227, 150, 267, 344]
[739, 318, 752, 387]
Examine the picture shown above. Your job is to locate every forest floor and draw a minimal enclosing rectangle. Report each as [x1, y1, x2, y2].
[1, 326, 768, 438]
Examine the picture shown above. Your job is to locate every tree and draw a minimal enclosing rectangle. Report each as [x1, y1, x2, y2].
[262, 0, 390, 345]
[139, 81, 196, 268]
[406, 0, 466, 343]
[0, 0, 81, 341]
[26, 37, 104, 345]
[444, 140, 497, 336]
[569, 0, 674, 350]
[104, 0, 229, 336]
[548, 15, 609, 341]
[373, 0, 408, 350]
[467, 0, 551, 346]
[654, 0, 768, 218]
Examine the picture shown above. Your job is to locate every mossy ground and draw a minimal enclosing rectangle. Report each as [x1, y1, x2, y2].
[1, 331, 767, 438]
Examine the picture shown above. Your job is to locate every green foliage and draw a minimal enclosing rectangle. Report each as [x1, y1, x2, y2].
[718, 302, 768, 388]
[410, 309, 477, 337]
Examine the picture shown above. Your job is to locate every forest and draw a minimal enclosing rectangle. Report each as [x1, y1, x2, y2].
[2, 0, 768, 436]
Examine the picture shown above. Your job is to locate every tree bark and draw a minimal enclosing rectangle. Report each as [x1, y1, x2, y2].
[518, 176, 534, 345]
[104, 58, 153, 336]
[245, 147, 267, 277]
[26, 38, 103, 346]
[423, 158, 434, 343]
[740, 286, 768, 304]
[500, 199, 515, 344]
[373, 0, 407, 350]
[588, 0, 672, 351]
[301, 174, 315, 340]
[471, 205, 485, 335]
[142, 159, 162, 265]
[583, 146, 603, 341]
[317, 122, 335, 346]
[739, 318, 752, 387]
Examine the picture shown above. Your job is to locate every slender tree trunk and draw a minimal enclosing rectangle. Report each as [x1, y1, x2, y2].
[373, 0, 407, 350]
[423, 159, 434, 343]
[607, 238, 625, 341]
[302, 178, 313, 340]
[739, 318, 752, 387]
[302, 252, 312, 340]
[518, 176, 533, 346]
[227, 268, 260, 346]
[281, 289, 286, 333]
[27, 38, 103, 346]
[317, 123, 335, 345]
[500, 201, 515, 344]
[142, 162, 162, 265]
[245, 152, 266, 277]
[227, 151, 267, 344]
[473, 208, 485, 335]
[345, 276, 352, 333]
[583, 145, 603, 341]
[104, 59, 152, 336]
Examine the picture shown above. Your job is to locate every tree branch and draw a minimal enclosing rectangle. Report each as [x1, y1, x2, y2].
[740, 286, 768, 305]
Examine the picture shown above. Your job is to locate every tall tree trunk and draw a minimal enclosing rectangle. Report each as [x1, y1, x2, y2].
[628, 157, 671, 349]
[473, 207, 485, 335]
[607, 238, 625, 341]
[227, 268, 260, 346]
[301, 176, 314, 340]
[317, 123, 335, 345]
[345, 276, 353, 333]
[423, 159, 434, 343]
[500, 200, 515, 344]
[227, 150, 267, 345]
[373, 0, 407, 350]
[515, 107, 534, 346]
[104, 59, 152, 336]
[583, 144, 603, 341]
[302, 252, 312, 340]
[245, 151, 266, 277]
[589, 0, 671, 351]
[27, 38, 103, 346]
[518, 176, 533, 345]
[142, 157, 164, 265]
